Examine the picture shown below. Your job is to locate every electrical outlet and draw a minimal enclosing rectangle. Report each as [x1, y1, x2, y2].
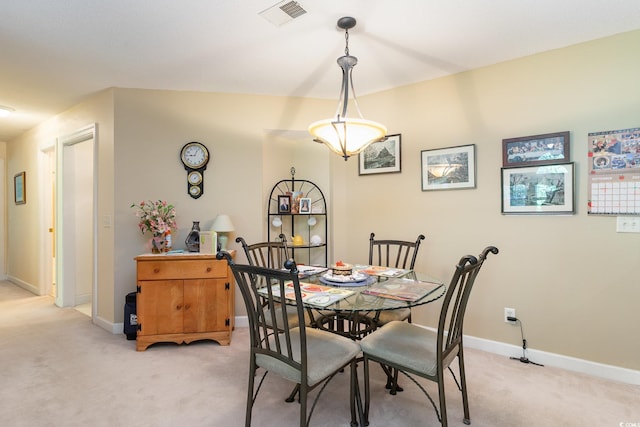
[616, 216, 640, 233]
[504, 307, 516, 323]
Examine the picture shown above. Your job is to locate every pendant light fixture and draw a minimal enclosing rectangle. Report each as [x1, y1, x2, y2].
[0, 105, 15, 117]
[308, 17, 387, 161]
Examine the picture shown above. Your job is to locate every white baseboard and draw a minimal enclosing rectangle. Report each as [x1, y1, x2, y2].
[98, 318, 122, 335]
[463, 334, 640, 385]
[234, 316, 249, 328]
[75, 293, 92, 305]
[7, 275, 39, 295]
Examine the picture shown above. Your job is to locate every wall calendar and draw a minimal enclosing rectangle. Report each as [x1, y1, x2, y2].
[588, 127, 640, 215]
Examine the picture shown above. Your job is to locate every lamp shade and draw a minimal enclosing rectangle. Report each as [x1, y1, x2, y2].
[309, 117, 387, 159]
[0, 106, 15, 117]
[211, 214, 235, 232]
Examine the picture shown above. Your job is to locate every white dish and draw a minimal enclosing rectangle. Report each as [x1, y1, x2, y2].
[319, 275, 375, 287]
[321, 271, 368, 283]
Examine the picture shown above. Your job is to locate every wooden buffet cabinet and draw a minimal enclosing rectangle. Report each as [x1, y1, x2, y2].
[134, 252, 235, 351]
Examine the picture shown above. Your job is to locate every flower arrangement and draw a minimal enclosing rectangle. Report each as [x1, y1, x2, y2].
[131, 200, 177, 236]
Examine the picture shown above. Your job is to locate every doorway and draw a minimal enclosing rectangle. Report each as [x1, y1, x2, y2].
[55, 125, 97, 320]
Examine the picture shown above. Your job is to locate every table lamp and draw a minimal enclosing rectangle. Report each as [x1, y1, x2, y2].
[211, 214, 235, 251]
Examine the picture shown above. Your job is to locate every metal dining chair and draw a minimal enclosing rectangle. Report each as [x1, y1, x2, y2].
[236, 235, 314, 403]
[236, 235, 309, 330]
[369, 232, 426, 324]
[236, 235, 290, 269]
[217, 252, 361, 427]
[360, 246, 499, 426]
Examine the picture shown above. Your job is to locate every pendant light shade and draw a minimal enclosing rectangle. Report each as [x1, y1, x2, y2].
[309, 17, 387, 161]
[0, 105, 15, 117]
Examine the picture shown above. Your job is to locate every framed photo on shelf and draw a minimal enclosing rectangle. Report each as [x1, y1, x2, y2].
[502, 131, 570, 167]
[359, 134, 401, 175]
[288, 191, 303, 214]
[299, 198, 311, 214]
[501, 162, 575, 215]
[14, 171, 26, 205]
[421, 144, 476, 191]
[278, 195, 290, 213]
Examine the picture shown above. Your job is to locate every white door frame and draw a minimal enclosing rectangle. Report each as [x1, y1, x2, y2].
[55, 124, 98, 319]
[38, 145, 55, 297]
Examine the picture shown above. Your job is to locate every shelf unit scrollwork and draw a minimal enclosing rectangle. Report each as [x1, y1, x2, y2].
[267, 175, 327, 267]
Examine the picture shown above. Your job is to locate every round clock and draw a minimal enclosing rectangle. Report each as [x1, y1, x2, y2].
[180, 142, 209, 170]
[188, 170, 202, 185]
[189, 185, 202, 197]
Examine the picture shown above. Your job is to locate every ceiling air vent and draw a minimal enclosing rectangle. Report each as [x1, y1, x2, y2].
[259, 1, 307, 27]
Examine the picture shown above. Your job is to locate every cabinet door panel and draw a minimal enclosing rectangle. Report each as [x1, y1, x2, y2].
[183, 279, 227, 333]
[138, 280, 183, 335]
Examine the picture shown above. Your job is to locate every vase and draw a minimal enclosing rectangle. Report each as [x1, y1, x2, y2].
[185, 221, 201, 252]
[151, 233, 165, 254]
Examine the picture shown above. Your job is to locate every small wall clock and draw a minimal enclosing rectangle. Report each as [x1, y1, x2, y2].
[180, 142, 209, 199]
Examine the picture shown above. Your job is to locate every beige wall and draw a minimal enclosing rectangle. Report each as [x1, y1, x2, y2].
[5, 30, 639, 371]
[0, 142, 6, 279]
[112, 89, 330, 320]
[335, 30, 640, 370]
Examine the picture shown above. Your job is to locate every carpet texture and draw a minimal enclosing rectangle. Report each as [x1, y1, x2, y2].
[1, 281, 638, 426]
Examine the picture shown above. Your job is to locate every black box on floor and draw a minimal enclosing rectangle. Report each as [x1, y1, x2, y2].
[123, 292, 137, 340]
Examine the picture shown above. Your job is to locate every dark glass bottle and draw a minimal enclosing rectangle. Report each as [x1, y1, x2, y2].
[185, 221, 201, 252]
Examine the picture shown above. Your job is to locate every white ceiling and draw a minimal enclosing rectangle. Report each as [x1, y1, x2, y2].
[1, 0, 640, 141]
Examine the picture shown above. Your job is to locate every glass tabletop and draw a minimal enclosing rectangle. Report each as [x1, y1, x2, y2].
[297, 268, 446, 313]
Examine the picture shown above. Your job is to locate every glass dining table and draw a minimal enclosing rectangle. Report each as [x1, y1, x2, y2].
[293, 265, 446, 340]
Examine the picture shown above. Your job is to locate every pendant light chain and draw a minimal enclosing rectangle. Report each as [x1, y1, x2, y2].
[343, 26, 363, 122]
[344, 28, 350, 56]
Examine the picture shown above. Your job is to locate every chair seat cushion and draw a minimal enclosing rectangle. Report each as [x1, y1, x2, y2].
[376, 308, 411, 324]
[256, 327, 360, 387]
[264, 305, 310, 329]
[360, 320, 442, 377]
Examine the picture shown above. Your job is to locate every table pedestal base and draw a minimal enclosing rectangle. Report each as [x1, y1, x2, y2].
[313, 311, 378, 340]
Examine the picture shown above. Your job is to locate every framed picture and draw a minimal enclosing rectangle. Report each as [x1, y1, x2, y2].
[278, 195, 290, 213]
[421, 144, 476, 191]
[359, 134, 401, 175]
[502, 131, 570, 167]
[14, 171, 26, 205]
[299, 198, 311, 214]
[288, 191, 302, 214]
[501, 162, 575, 215]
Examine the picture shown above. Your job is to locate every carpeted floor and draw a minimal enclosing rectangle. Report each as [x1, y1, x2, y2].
[1, 281, 638, 426]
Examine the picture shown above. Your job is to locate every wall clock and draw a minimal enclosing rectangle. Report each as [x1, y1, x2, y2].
[180, 142, 209, 199]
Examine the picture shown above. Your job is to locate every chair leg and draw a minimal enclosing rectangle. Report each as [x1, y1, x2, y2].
[285, 384, 300, 402]
[363, 357, 371, 426]
[438, 372, 448, 427]
[459, 349, 471, 425]
[381, 364, 404, 393]
[350, 360, 363, 427]
[390, 368, 400, 395]
[246, 361, 256, 427]
[299, 383, 308, 427]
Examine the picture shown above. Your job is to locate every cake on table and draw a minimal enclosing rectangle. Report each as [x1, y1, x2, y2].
[332, 261, 353, 276]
